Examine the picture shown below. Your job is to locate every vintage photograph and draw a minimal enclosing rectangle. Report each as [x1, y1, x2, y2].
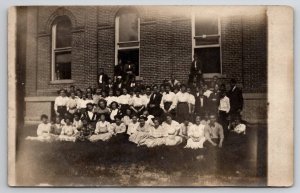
[10, 5, 270, 186]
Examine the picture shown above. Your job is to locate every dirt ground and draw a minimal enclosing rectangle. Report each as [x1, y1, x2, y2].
[15, 124, 267, 186]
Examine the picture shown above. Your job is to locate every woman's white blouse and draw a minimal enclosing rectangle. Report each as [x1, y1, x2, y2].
[188, 123, 205, 138]
[162, 121, 181, 136]
[37, 123, 52, 136]
[95, 121, 111, 133]
[175, 92, 190, 103]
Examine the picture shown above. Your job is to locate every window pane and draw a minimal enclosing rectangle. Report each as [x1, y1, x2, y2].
[56, 17, 72, 48]
[194, 47, 221, 73]
[119, 13, 139, 42]
[195, 15, 218, 36]
[195, 36, 220, 46]
[118, 49, 139, 76]
[55, 52, 71, 80]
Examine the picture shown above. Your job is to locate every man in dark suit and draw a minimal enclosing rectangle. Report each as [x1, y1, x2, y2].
[227, 79, 244, 117]
[147, 84, 163, 117]
[194, 88, 209, 117]
[123, 60, 136, 86]
[114, 59, 124, 82]
[97, 68, 109, 89]
[189, 54, 203, 83]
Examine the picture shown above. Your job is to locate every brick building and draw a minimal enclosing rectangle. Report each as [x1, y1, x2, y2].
[16, 6, 267, 124]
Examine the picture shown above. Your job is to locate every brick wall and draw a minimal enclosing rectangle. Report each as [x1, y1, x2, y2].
[242, 13, 267, 93]
[25, 6, 267, 96]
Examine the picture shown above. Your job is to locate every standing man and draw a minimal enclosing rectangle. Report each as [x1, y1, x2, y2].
[97, 68, 109, 89]
[194, 87, 209, 117]
[123, 60, 136, 86]
[189, 54, 203, 84]
[114, 59, 124, 82]
[147, 85, 163, 117]
[227, 79, 244, 117]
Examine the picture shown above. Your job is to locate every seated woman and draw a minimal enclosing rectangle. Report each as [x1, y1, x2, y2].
[144, 118, 167, 148]
[127, 114, 139, 136]
[179, 119, 193, 141]
[76, 121, 93, 142]
[225, 115, 247, 148]
[162, 113, 182, 146]
[122, 108, 132, 127]
[129, 115, 151, 146]
[58, 116, 79, 142]
[109, 101, 122, 123]
[51, 116, 63, 135]
[185, 116, 206, 149]
[230, 116, 246, 135]
[110, 115, 127, 142]
[26, 114, 57, 142]
[142, 110, 154, 126]
[89, 114, 113, 142]
[72, 112, 83, 130]
[94, 99, 111, 121]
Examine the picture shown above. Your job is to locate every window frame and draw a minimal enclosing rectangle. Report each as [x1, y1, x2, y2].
[191, 13, 223, 78]
[115, 10, 141, 77]
[51, 17, 72, 82]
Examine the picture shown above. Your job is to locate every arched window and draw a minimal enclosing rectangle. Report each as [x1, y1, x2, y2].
[51, 16, 72, 81]
[115, 8, 140, 76]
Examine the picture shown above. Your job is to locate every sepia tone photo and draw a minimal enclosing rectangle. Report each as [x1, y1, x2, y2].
[7, 5, 293, 187]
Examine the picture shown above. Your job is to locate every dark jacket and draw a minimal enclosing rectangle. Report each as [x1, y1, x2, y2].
[147, 92, 163, 108]
[190, 60, 203, 75]
[194, 93, 209, 115]
[82, 111, 98, 123]
[98, 73, 109, 85]
[227, 86, 244, 113]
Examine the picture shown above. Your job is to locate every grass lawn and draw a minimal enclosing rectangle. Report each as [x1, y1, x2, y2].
[15, 124, 267, 186]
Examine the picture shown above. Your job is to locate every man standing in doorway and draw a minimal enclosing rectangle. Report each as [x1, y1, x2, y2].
[189, 54, 203, 84]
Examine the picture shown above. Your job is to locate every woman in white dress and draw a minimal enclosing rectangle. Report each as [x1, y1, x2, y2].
[122, 108, 132, 127]
[162, 113, 183, 146]
[58, 116, 78, 142]
[179, 120, 193, 141]
[89, 114, 113, 142]
[185, 115, 206, 149]
[51, 116, 63, 135]
[110, 115, 127, 142]
[129, 115, 151, 146]
[72, 112, 83, 130]
[109, 101, 122, 122]
[26, 114, 58, 142]
[144, 118, 167, 148]
[127, 114, 139, 136]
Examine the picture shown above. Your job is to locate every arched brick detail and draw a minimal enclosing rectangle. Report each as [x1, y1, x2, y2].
[45, 7, 78, 33]
[114, 6, 142, 18]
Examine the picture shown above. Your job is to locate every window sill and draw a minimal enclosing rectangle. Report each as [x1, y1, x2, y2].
[202, 73, 226, 79]
[50, 79, 75, 84]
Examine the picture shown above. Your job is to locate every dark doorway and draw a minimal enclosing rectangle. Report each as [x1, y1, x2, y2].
[118, 49, 139, 76]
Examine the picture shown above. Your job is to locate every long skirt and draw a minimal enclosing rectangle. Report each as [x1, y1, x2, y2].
[144, 137, 166, 148]
[58, 135, 77, 142]
[129, 131, 150, 146]
[57, 106, 67, 117]
[89, 132, 113, 142]
[176, 102, 189, 123]
[26, 134, 58, 142]
[184, 137, 206, 149]
[165, 135, 183, 146]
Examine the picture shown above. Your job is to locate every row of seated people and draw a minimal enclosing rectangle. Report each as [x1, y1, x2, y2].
[26, 112, 246, 150]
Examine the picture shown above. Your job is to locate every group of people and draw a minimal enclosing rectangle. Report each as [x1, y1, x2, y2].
[27, 71, 246, 150]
